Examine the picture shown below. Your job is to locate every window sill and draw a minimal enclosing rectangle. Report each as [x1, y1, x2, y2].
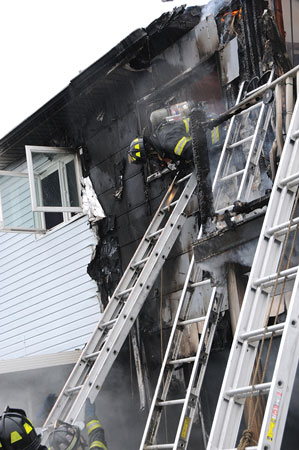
[35, 212, 85, 240]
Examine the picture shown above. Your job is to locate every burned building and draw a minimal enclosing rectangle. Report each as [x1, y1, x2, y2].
[0, 1, 299, 449]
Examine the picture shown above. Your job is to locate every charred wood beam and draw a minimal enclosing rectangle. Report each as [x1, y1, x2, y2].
[240, 0, 263, 80]
[262, 9, 292, 74]
[232, 192, 271, 215]
[190, 108, 215, 233]
[193, 213, 265, 263]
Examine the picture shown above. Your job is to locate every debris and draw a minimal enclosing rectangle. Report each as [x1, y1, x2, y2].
[81, 177, 106, 224]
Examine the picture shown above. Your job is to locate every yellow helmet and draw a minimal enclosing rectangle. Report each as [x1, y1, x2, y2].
[128, 137, 147, 164]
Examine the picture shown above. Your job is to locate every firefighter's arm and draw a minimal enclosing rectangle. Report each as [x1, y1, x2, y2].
[85, 399, 108, 450]
[86, 418, 107, 450]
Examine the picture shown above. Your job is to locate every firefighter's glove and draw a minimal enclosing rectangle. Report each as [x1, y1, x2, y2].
[85, 398, 96, 421]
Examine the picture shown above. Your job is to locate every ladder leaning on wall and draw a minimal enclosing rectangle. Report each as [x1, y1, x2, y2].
[206, 80, 299, 449]
[41, 171, 197, 442]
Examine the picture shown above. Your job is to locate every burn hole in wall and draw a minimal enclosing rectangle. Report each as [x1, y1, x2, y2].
[87, 215, 122, 308]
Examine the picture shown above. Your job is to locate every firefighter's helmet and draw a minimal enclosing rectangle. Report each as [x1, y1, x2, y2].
[48, 422, 85, 450]
[0, 407, 41, 450]
[128, 137, 147, 164]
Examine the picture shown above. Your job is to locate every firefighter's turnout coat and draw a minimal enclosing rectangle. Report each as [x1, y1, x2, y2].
[85, 417, 107, 450]
[145, 117, 193, 162]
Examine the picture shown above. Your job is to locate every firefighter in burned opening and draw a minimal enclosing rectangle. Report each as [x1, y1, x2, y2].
[128, 102, 195, 168]
[48, 399, 107, 450]
[0, 407, 47, 450]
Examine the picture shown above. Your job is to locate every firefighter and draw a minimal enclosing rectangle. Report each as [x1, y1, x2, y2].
[128, 115, 193, 166]
[48, 399, 107, 450]
[0, 406, 47, 450]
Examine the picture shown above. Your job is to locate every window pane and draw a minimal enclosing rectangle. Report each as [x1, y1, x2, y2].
[41, 170, 62, 207]
[0, 174, 42, 229]
[45, 212, 64, 229]
[66, 160, 79, 207]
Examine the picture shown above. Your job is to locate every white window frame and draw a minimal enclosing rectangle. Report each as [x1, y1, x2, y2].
[25, 145, 82, 213]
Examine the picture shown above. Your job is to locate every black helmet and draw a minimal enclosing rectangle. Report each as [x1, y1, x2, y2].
[0, 407, 41, 450]
[48, 422, 85, 450]
[128, 137, 147, 164]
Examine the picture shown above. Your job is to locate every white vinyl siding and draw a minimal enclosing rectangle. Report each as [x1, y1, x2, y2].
[0, 216, 100, 359]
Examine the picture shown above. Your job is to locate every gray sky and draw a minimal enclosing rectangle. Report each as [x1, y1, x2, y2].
[0, 0, 208, 138]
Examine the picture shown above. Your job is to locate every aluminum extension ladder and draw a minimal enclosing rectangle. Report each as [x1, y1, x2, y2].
[206, 96, 299, 449]
[42, 172, 197, 441]
[139, 256, 222, 450]
[213, 70, 275, 216]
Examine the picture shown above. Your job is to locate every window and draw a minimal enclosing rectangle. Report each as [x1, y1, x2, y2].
[0, 146, 82, 233]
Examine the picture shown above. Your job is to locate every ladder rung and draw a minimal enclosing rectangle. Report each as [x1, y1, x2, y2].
[84, 350, 100, 360]
[266, 216, 299, 237]
[131, 256, 150, 268]
[65, 385, 83, 394]
[253, 266, 298, 287]
[189, 279, 211, 288]
[220, 169, 245, 183]
[147, 228, 164, 239]
[156, 399, 185, 406]
[225, 382, 271, 399]
[99, 318, 117, 329]
[144, 445, 174, 449]
[239, 323, 284, 342]
[175, 173, 192, 185]
[116, 287, 133, 297]
[227, 134, 254, 149]
[168, 356, 196, 365]
[179, 316, 206, 326]
[279, 171, 299, 188]
[162, 200, 179, 211]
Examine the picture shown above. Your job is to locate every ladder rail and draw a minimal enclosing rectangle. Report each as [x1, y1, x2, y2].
[243, 104, 274, 200]
[237, 69, 275, 201]
[212, 82, 246, 193]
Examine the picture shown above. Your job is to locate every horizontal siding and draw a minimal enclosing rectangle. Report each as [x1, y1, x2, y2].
[0, 216, 100, 359]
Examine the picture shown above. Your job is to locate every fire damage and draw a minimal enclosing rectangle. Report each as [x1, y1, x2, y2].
[0, 0, 298, 448]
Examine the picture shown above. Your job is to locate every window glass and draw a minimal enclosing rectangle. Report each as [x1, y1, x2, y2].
[44, 212, 64, 229]
[41, 170, 62, 207]
[0, 173, 43, 230]
[66, 160, 79, 207]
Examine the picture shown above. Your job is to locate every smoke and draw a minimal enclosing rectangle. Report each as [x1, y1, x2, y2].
[201, 0, 230, 19]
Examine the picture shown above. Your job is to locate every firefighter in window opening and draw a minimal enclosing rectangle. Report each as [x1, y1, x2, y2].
[0, 407, 47, 450]
[128, 101, 222, 169]
[128, 101, 195, 169]
[48, 399, 107, 450]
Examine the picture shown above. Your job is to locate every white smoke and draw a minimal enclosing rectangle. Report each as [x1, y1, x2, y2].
[201, 0, 230, 19]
